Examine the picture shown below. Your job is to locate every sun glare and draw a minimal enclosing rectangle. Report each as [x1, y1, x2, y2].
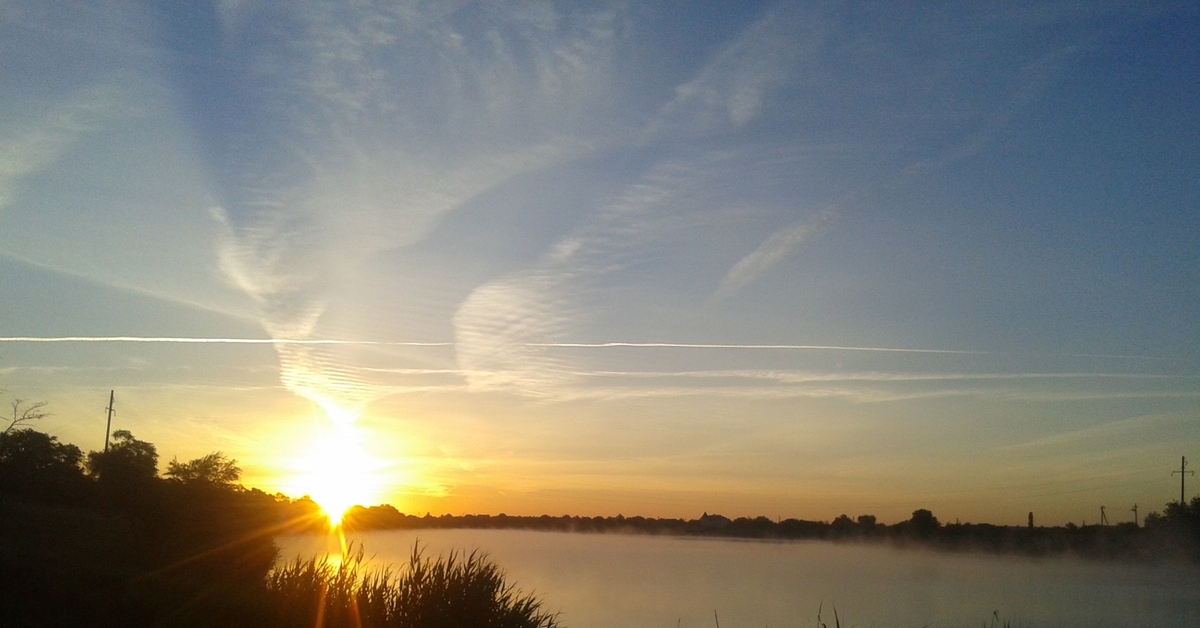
[285, 406, 384, 526]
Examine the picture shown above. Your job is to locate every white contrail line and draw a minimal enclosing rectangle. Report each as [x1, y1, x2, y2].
[0, 337, 1165, 360]
[525, 342, 1162, 360]
[567, 369, 1191, 381]
[0, 337, 970, 351]
[0, 337, 452, 346]
[528, 342, 984, 353]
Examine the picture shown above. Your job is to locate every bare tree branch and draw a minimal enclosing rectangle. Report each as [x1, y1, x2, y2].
[4, 399, 50, 434]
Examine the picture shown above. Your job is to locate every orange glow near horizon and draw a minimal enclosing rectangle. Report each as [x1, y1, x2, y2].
[283, 403, 385, 525]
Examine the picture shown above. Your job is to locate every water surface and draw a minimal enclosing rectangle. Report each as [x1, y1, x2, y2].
[277, 529, 1200, 627]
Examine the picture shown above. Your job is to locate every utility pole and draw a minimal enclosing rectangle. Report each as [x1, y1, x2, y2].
[103, 390, 115, 452]
[1131, 504, 1138, 527]
[1099, 506, 1108, 526]
[1173, 456, 1194, 505]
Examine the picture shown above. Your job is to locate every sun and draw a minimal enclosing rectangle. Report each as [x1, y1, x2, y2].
[285, 405, 384, 525]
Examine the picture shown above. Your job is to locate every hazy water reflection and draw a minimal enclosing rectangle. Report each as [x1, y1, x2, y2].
[277, 529, 1199, 627]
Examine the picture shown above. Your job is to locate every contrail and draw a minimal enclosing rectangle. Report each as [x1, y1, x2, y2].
[0, 337, 452, 346]
[0, 337, 1162, 361]
[527, 342, 1165, 361]
[528, 342, 984, 353]
[0, 337, 973, 351]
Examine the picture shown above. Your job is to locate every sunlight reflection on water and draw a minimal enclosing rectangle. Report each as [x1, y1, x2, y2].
[276, 529, 1200, 628]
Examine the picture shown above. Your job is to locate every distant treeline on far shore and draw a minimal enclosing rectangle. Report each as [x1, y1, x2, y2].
[343, 502, 1200, 561]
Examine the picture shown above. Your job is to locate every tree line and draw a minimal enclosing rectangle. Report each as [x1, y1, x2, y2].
[342, 502, 1200, 562]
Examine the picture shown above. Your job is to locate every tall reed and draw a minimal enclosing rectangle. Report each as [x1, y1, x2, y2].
[266, 543, 559, 628]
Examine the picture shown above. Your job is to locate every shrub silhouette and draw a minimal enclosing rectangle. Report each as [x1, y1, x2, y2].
[165, 452, 241, 487]
[87, 430, 159, 485]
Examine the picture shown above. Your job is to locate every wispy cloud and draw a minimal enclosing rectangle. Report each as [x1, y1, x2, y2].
[648, 5, 820, 137]
[0, 83, 129, 211]
[710, 210, 837, 302]
[996, 413, 1199, 458]
[195, 3, 627, 413]
[453, 270, 583, 395]
[452, 153, 751, 395]
[710, 39, 1083, 301]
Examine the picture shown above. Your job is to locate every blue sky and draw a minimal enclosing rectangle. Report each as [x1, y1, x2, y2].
[1, 1, 1197, 524]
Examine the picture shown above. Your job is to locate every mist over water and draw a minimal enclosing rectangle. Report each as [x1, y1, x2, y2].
[278, 529, 1200, 627]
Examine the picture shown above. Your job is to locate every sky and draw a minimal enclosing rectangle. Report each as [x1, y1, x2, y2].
[1, 0, 1198, 525]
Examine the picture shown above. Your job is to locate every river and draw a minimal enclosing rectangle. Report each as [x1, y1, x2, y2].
[276, 529, 1199, 627]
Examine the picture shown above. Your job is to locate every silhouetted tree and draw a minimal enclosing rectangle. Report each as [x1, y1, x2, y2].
[1146, 498, 1200, 537]
[164, 452, 240, 487]
[909, 508, 940, 538]
[87, 429, 158, 484]
[831, 514, 856, 537]
[0, 428, 83, 496]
